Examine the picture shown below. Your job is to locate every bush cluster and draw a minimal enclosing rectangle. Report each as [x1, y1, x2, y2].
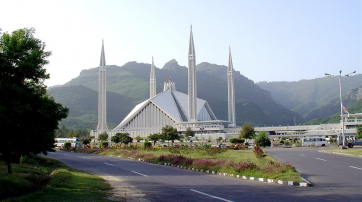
[253, 146, 264, 158]
[262, 161, 295, 173]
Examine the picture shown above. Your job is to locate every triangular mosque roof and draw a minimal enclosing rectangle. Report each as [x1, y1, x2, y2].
[115, 88, 217, 129]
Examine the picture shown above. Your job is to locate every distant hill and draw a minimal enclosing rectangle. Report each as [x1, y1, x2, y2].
[306, 98, 362, 125]
[51, 60, 303, 130]
[303, 87, 362, 121]
[257, 74, 362, 121]
[48, 85, 134, 130]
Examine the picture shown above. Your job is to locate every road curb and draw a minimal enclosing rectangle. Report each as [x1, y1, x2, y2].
[319, 150, 362, 158]
[134, 157, 311, 187]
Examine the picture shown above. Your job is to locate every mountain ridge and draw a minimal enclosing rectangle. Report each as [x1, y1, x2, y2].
[50, 60, 302, 130]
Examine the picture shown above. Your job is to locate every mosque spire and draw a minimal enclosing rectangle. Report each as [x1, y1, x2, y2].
[150, 56, 156, 98]
[227, 47, 236, 126]
[188, 25, 197, 122]
[97, 40, 108, 133]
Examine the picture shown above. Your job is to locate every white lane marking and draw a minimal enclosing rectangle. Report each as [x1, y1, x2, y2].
[81, 157, 91, 160]
[62, 154, 70, 156]
[132, 171, 148, 177]
[104, 162, 114, 166]
[190, 189, 234, 202]
[316, 158, 327, 161]
[349, 166, 362, 170]
[300, 154, 305, 156]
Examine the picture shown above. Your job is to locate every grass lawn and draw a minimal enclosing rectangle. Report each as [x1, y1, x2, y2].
[320, 148, 362, 156]
[75, 146, 304, 182]
[0, 156, 112, 202]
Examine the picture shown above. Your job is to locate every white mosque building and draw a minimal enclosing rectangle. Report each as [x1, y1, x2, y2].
[91, 27, 240, 140]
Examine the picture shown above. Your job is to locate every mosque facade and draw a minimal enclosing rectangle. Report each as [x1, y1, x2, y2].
[91, 27, 240, 140]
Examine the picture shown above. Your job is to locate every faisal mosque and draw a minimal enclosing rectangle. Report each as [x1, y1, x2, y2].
[91, 26, 241, 140]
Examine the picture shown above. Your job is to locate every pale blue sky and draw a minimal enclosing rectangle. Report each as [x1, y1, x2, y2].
[1, 0, 361, 87]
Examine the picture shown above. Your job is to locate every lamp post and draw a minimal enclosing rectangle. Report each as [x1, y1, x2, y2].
[200, 127, 204, 146]
[325, 70, 356, 149]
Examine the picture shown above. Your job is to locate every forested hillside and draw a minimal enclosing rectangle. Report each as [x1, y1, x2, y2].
[49, 60, 302, 130]
[306, 98, 362, 125]
[258, 74, 362, 121]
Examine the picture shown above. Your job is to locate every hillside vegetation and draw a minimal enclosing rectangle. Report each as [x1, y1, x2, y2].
[258, 75, 362, 121]
[49, 60, 302, 130]
[306, 98, 362, 125]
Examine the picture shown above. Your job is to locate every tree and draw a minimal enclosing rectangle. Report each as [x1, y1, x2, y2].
[184, 127, 195, 138]
[0, 28, 68, 174]
[255, 131, 271, 147]
[98, 132, 108, 141]
[111, 133, 133, 147]
[216, 137, 223, 145]
[239, 124, 255, 139]
[56, 125, 70, 137]
[81, 136, 91, 145]
[67, 131, 80, 138]
[147, 133, 160, 146]
[135, 135, 143, 142]
[161, 125, 180, 146]
[356, 125, 362, 139]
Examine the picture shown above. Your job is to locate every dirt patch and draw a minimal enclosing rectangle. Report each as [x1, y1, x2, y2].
[101, 175, 150, 202]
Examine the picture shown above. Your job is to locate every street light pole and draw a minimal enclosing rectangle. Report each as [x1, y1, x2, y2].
[325, 70, 356, 149]
[200, 127, 204, 146]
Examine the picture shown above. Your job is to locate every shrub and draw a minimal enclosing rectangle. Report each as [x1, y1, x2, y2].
[232, 161, 259, 172]
[253, 146, 264, 158]
[143, 142, 152, 148]
[171, 155, 186, 164]
[100, 141, 108, 148]
[64, 142, 71, 150]
[262, 161, 295, 173]
[229, 138, 243, 144]
[255, 131, 271, 147]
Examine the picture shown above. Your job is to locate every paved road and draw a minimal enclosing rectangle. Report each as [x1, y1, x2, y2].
[265, 148, 362, 199]
[46, 151, 361, 202]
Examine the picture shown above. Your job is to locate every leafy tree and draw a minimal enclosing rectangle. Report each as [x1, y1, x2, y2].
[357, 125, 362, 139]
[111, 133, 133, 147]
[73, 129, 89, 137]
[184, 127, 195, 138]
[56, 125, 70, 137]
[255, 131, 271, 147]
[111, 133, 122, 144]
[135, 135, 143, 142]
[67, 131, 80, 138]
[98, 132, 108, 141]
[0, 28, 68, 174]
[161, 125, 180, 146]
[239, 124, 255, 139]
[81, 136, 91, 145]
[147, 133, 160, 146]
[216, 137, 223, 145]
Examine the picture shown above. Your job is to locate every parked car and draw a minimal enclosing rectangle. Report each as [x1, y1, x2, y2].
[338, 140, 362, 148]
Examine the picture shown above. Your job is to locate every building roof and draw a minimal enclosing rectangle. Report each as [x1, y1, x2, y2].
[115, 87, 217, 129]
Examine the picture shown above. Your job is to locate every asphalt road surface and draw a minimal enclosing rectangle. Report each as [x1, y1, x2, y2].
[265, 148, 362, 198]
[46, 150, 361, 202]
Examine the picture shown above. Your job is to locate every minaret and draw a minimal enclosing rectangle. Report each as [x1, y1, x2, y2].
[227, 47, 236, 126]
[97, 40, 108, 133]
[188, 25, 197, 122]
[150, 56, 156, 98]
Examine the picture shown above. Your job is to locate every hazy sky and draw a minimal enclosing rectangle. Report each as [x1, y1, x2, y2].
[1, 0, 361, 87]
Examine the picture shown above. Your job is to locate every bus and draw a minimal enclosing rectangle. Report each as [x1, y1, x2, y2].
[54, 138, 78, 148]
[301, 137, 328, 147]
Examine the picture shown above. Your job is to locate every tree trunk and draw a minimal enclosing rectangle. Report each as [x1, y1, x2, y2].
[6, 159, 12, 174]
